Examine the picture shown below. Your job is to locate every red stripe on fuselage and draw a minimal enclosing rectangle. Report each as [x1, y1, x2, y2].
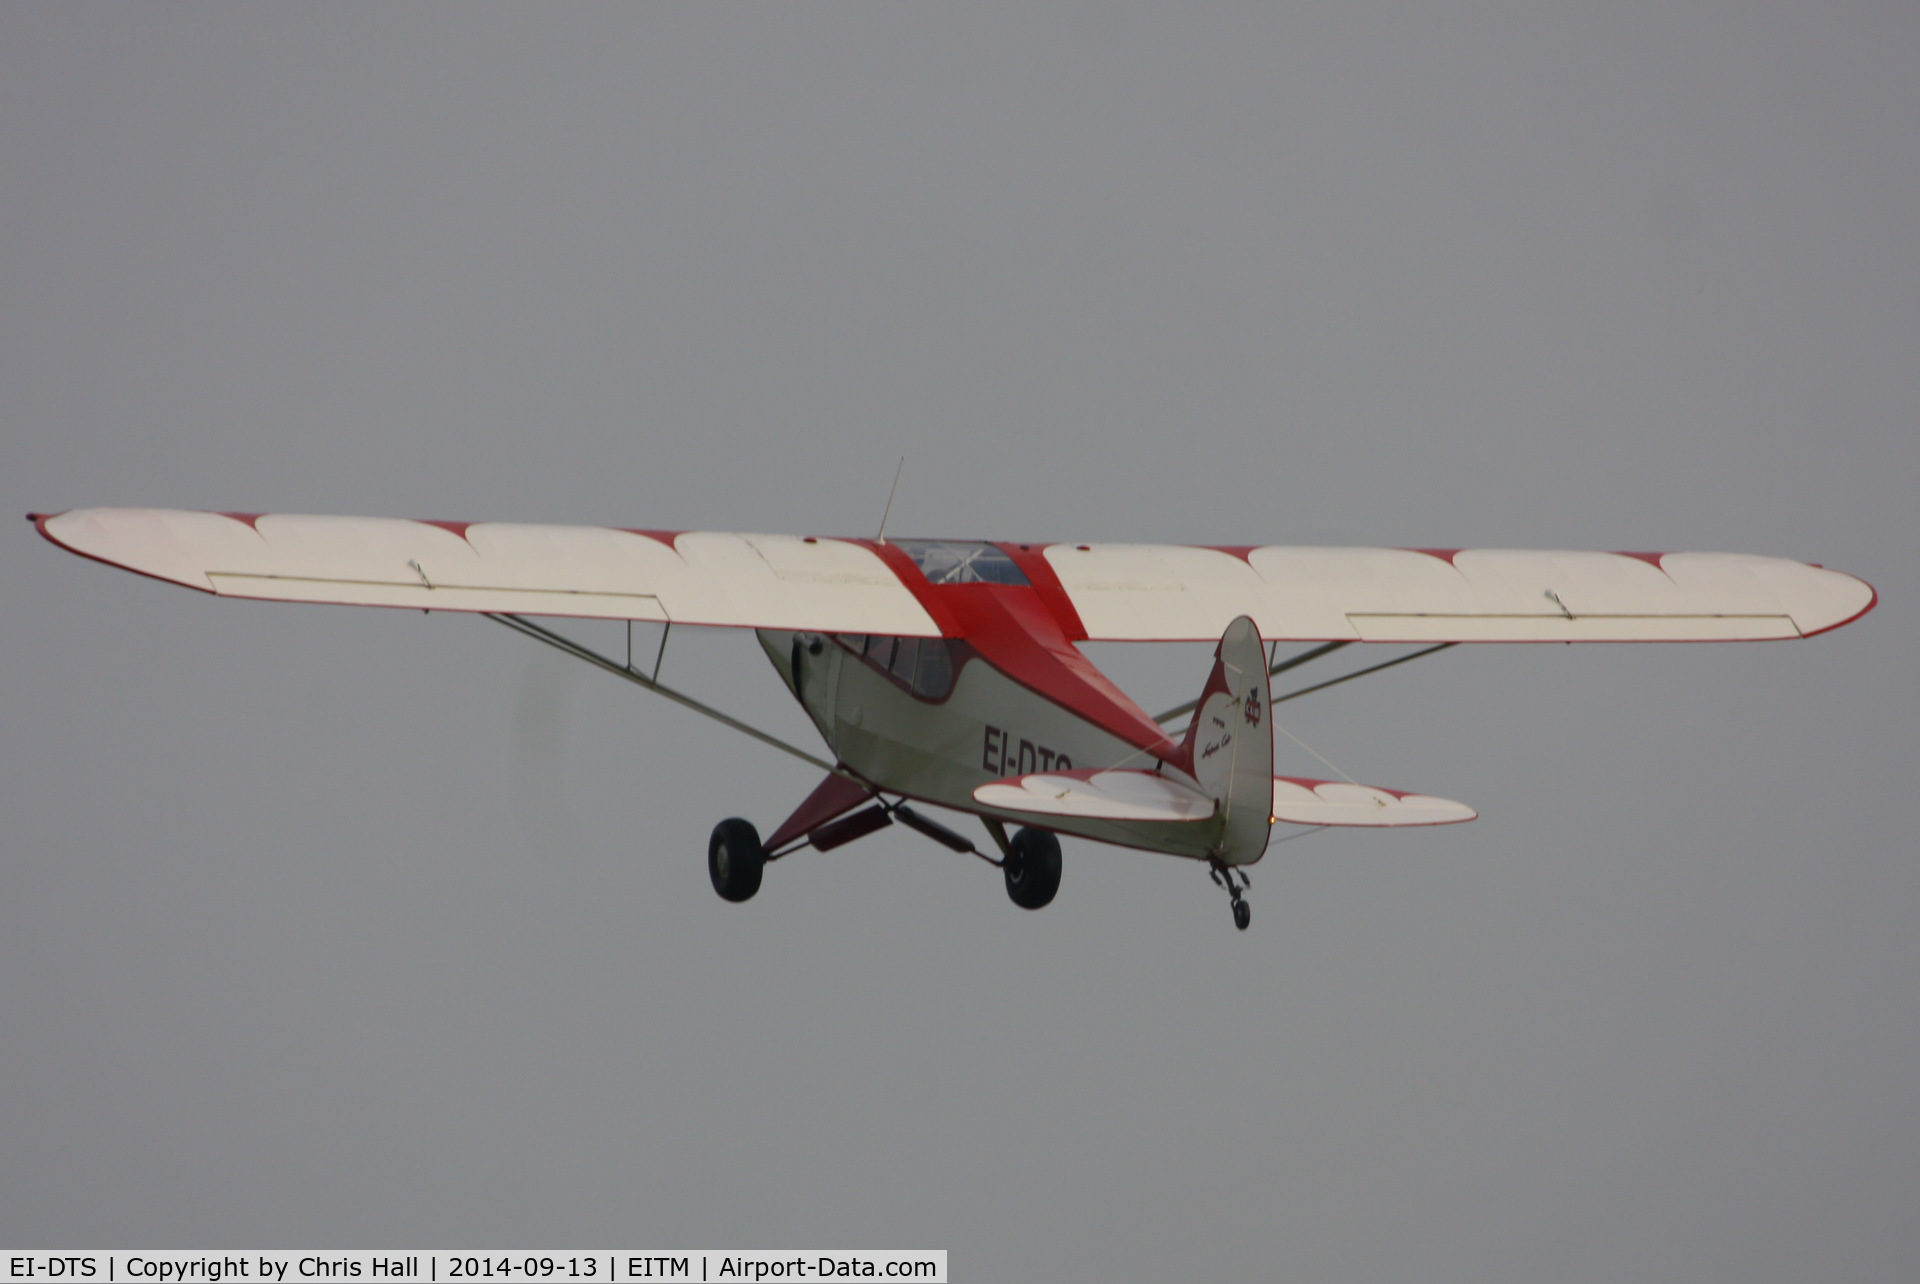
[999, 543, 1089, 641]
[860, 541, 1179, 762]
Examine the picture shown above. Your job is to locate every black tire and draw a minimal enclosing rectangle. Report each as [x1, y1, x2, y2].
[1004, 827, 1062, 910]
[709, 818, 765, 903]
[1232, 899, 1251, 931]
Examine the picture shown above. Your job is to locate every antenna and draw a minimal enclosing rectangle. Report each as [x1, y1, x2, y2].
[876, 457, 906, 545]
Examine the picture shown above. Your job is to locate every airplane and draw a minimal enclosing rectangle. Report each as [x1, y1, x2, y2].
[31, 507, 1877, 930]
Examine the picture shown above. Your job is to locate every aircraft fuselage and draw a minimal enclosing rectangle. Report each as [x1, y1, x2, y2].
[758, 628, 1218, 859]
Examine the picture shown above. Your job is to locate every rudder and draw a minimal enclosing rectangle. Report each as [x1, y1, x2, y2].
[1179, 615, 1274, 865]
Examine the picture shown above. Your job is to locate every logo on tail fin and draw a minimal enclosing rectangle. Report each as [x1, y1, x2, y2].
[1244, 685, 1262, 728]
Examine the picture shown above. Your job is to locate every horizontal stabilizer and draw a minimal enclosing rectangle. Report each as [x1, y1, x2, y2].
[975, 769, 1218, 823]
[1270, 777, 1476, 827]
[974, 769, 1475, 829]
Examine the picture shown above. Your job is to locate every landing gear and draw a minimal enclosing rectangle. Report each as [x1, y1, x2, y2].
[1004, 827, 1062, 910]
[1210, 860, 1252, 931]
[709, 817, 765, 902]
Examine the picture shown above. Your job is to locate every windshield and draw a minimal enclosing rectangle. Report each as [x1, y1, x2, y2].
[895, 540, 1029, 586]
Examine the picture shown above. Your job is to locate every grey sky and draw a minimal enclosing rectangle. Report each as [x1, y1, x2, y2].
[3, 5, 1915, 1279]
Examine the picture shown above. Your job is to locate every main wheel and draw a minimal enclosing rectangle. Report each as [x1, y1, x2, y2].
[1004, 827, 1062, 910]
[709, 818, 765, 903]
[1232, 899, 1251, 931]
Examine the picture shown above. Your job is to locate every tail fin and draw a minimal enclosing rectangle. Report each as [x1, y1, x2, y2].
[1178, 615, 1274, 865]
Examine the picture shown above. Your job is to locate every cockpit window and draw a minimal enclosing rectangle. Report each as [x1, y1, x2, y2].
[889, 636, 920, 684]
[912, 637, 954, 698]
[846, 633, 957, 700]
[895, 540, 1030, 586]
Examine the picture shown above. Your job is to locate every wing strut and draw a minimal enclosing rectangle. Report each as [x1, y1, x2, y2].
[1153, 639, 1353, 726]
[1268, 642, 1455, 705]
[1152, 640, 1456, 727]
[486, 613, 841, 776]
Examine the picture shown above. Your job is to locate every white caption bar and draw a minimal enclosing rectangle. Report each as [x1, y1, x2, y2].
[4, 1256, 945, 1284]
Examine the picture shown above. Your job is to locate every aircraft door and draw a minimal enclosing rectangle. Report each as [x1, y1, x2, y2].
[793, 632, 841, 744]
[822, 636, 841, 727]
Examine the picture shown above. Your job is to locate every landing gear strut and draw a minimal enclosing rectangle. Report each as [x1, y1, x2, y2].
[1209, 859, 1251, 931]
[709, 817, 766, 902]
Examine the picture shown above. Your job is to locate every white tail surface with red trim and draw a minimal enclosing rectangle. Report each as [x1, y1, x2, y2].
[1269, 778, 1476, 827]
[974, 768, 1477, 830]
[1180, 615, 1274, 865]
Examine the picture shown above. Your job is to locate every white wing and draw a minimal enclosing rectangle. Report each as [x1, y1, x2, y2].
[1044, 544, 1875, 642]
[36, 508, 1874, 644]
[35, 508, 940, 634]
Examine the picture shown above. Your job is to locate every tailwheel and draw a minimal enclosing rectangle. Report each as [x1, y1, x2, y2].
[709, 817, 766, 903]
[1004, 827, 1062, 910]
[1210, 859, 1252, 932]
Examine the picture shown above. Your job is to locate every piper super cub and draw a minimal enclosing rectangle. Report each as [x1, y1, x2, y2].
[32, 508, 1875, 930]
